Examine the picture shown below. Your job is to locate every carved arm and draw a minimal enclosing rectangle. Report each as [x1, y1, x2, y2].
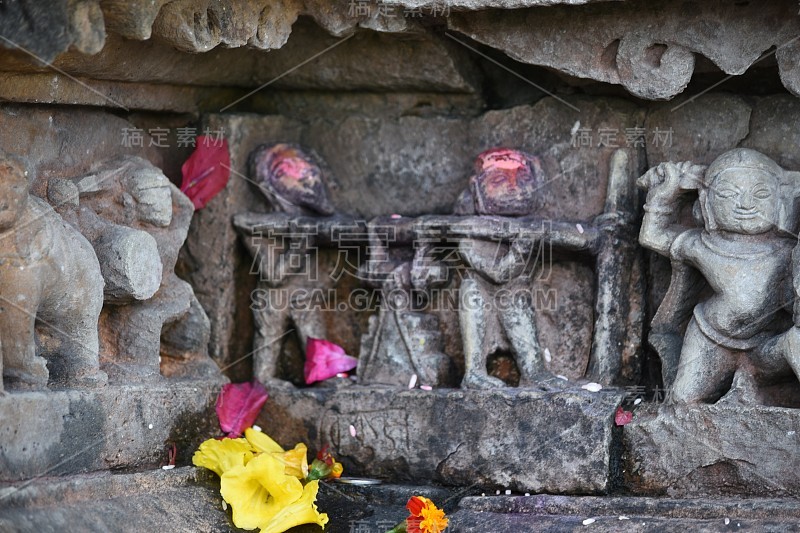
[637, 161, 706, 256]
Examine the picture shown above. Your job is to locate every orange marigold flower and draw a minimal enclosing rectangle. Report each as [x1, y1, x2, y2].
[406, 496, 448, 533]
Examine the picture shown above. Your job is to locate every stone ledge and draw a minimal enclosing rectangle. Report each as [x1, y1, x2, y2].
[448, 511, 800, 532]
[6, 468, 800, 532]
[259, 384, 625, 494]
[623, 404, 800, 497]
[0, 379, 225, 482]
[0, 468, 232, 532]
[458, 494, 800, 520]
[0, 73, 250, 113]
[448, 0, 800, 99]
[0, 466, 456, 532]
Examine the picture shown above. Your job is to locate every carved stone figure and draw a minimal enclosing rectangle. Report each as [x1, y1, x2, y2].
[239, 144, 337, 384]
[420, 148, 552, 389]
[0, 154, 107, 391]
[357, 215, 452, 387]
[411, 149, 642, 389]
[50, 156, 216, 381]
[453, 148, 545, 217]
[639, 148, 800, 403]
[252, 143, 335, 216]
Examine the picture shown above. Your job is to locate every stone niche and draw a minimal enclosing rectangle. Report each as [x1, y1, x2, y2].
[2, 1, 800, 531]
[0, 104, 225, 485]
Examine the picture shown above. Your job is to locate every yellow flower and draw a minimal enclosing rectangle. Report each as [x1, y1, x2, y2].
[245, 427, 284, 454]
[192, 438, 254, 477]
[278, 443, 310, 479]
[258, 480, 329, 533]
[220, 452, 328, 532]
[221, 452, 304, 529]
[245, 428, 309, 479]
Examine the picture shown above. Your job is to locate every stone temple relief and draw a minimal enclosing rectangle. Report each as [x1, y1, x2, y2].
[640, 148, 800, 404]
[4, 2, 800, 524]
[0, 151, 218, 391]
[238, 144, 644, 391]
[0, 153, 106, 391]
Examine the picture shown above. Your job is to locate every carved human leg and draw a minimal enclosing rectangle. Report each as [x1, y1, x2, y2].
[499, 284, 547, 386]
[253, 294, 292, 383]
[753, 327, 800, 384]
[671, 319, 738, 403]
[460, 276, 505, 389]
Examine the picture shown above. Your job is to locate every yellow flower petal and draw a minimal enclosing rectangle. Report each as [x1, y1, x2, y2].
[258, 480, 329, 533]
[273, 443, 309, 479]
[221, 452, 311, 530]
[220, 463, 277, 530]
[250, 452, 305, 507]
[420, 504, 449, 533]
[245, 427, 285, 454]
[192, 438, 254, 477]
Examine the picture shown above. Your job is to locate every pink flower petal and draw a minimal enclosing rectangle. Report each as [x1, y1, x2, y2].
[615, 406, 634, 426]
[215, 380, 269, 438]
[180, 136, 231, 210]
[304, 338, 359, 385]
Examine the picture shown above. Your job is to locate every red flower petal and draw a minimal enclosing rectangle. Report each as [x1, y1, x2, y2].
[406, 516, 423, 533]
[406, 496, 426, 517]
[316, 443, 335, 465]
[215, 380, 269, 438]
[180, 136, 231, 210]
[304, 338, 358, 385]
[615, 406, 634, 426]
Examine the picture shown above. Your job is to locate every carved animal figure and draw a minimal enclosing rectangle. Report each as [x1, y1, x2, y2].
[0, 155, 106, 391]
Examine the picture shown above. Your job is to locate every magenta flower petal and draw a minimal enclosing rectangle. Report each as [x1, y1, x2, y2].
[304, 338, 358, 385]
[215, 380, 269, 438]
[180, 136, 231, 210]
[614, 406, 634, 426]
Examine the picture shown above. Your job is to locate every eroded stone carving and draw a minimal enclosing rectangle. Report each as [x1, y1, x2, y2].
[236, 144, 337, 384]
[441, 149, 552, 388]
[357, 215, 453, 387]
[449, 0, 800, 99]
[411, 148, 642, 388]
[639, 148, 800, 404]
[0, 154, 107, 391]
[237, 144, 643, 389]
[51, 156, 216, 381]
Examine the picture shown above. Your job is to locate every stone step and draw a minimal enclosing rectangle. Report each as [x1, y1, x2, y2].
[0, 468, 231, 532]
[4, 469, 800, 533]
[450, 494, 800, 532]
[5, 381, 799, 502]
[0, 379, 225, 482]
[259, 386, 625, 494]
